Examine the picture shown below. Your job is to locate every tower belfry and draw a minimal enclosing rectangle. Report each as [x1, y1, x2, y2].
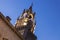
[15, 5, 37, 40]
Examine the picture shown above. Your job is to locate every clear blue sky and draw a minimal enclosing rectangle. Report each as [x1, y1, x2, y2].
[0, 0, 60, 40]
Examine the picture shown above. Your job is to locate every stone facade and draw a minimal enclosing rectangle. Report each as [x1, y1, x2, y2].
[0, 12, 23, 40]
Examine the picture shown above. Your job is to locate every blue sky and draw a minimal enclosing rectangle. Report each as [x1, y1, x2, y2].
[0, 0, 60, 40]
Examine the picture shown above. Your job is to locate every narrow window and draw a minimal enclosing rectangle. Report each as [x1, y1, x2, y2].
[3, 38, 8, 40]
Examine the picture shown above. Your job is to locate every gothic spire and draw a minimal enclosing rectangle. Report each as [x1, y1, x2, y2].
[29, 3, 33, 13]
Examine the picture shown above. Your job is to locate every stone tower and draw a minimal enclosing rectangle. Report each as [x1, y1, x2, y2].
[15, 5, 37, 40]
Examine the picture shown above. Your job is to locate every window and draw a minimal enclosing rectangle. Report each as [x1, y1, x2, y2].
[3, 38, 8, 40]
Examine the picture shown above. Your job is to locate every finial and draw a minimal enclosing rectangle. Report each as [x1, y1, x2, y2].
[33, 12, 35, 18]
[23, 9, 25, 13]
[29, 3, 33, 13]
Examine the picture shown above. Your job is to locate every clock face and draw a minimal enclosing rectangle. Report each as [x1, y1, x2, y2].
[23, 22, 27, 26]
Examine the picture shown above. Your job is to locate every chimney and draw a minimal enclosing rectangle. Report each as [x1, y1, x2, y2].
[6, 16, 11, 22]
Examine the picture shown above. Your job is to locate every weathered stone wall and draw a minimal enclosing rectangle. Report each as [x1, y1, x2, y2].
[0, 18, 21, 40]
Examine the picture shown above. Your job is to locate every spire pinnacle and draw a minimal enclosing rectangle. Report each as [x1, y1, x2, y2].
[29, 3, 33, 13]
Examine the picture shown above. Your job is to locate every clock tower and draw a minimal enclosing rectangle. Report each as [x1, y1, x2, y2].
[15, 5, 37, 40]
